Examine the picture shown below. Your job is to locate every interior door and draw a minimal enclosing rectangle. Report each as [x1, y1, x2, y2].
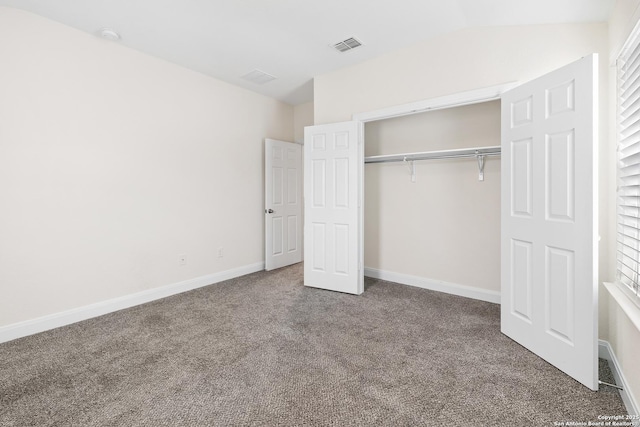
[304, 121, 363, 294]
[501, 54, 598, 390]
[265, 139, 303, 271]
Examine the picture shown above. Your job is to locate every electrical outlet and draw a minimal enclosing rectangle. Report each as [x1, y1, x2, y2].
[218, 247, 224, 258]
[178, 254, 187, 265]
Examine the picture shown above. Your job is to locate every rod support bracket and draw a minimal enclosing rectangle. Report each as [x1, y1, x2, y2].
[476, 152, 485, 181]
[403, 156, 416, 183]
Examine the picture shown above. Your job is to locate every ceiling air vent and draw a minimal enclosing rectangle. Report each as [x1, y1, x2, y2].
[241, 69, 277, 85]
[332, 37, 363, 53]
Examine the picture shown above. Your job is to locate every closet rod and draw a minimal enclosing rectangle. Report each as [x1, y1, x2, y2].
[364, 145, 501, 164]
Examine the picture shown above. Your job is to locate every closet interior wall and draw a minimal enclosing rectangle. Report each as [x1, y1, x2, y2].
[364, 100, 501, 293]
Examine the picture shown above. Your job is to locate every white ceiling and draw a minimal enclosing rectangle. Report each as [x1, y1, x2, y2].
[0, 0, 614, 105]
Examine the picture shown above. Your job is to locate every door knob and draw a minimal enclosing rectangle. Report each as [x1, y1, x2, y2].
[266, 209, 274, 214]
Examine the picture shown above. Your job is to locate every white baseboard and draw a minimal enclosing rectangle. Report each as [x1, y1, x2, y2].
[364, 267, 501, 304]
[0, 262, 265, 344]
[599, 339, 639, 416]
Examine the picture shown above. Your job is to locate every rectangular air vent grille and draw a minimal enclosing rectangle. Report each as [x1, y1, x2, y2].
[332, 37, 363, 53]
[241, 69, 277, 85]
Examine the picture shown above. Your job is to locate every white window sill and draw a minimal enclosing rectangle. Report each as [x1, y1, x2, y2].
[604, 281, 640, 333]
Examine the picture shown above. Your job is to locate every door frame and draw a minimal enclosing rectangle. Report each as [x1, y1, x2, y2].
[349, 82, 519, 295]
[337, 82, 519, 292]
[351, 83, 518, 123]
[345, 83, 519, 304]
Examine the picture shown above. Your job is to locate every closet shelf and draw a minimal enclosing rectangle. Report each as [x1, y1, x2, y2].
[364, 145, 501, 164]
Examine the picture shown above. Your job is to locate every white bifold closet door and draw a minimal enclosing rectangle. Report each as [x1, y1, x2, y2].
[303, 121, 363, 294]
[501, 54, 598, 390]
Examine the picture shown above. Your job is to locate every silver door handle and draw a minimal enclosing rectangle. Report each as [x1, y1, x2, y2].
[266, 209, 274, 214]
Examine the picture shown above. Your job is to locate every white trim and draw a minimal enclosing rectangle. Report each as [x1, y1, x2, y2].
[599, 340, 640, 416]
[364, 267, 500, 304]
[604, 282, 640, 333]
[351, 82, 519, 123]
[0, 262, 265, 344]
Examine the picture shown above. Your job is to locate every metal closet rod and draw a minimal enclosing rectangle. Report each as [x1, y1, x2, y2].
[364, 145, 501, 164]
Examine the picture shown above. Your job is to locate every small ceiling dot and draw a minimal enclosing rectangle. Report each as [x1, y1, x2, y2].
[99, 28, 121, 41]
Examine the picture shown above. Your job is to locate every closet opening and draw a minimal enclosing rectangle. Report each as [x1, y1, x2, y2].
[362, 100, 501, 302]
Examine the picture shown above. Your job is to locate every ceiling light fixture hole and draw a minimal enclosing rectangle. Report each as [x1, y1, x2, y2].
[99, 28, 121, 41]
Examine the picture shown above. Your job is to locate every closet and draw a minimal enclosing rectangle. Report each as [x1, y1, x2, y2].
[303, 54, 598, 392]
[362, 101, 501, 302]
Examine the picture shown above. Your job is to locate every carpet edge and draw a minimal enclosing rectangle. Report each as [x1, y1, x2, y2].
[364, 267, 501, 304]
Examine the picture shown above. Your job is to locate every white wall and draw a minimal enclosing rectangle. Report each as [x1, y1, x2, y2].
[610, 0, 640, 60]
[315, 22, 609, 289]
[315, 23, 608, 126]
[294, 101, 314, 143]
[364, 102, 500, 292]
[0, 7, 293, 328]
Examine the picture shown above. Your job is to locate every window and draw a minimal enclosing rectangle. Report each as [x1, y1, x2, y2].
[617, 22, 640, 301]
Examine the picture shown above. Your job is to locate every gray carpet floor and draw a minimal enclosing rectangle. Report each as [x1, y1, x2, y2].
[0, 263, 627, 426]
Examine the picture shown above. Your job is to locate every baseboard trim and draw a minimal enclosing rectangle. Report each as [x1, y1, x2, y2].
[364, 267, 501, 304]
[0, 262, 265, 344]
[599, 339, 639, 416]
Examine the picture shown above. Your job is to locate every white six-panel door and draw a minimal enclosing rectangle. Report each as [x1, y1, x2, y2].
[265, 139, 303, 271]
[501, 54, 598, 390]
[304, 122, 363, 294]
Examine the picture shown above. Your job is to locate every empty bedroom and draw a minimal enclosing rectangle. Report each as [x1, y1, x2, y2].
[1, 1, 639, 425]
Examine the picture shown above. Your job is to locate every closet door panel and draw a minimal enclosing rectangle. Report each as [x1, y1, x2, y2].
[511, 238, 533, 323]
[511, 137, 533, 218]
[545, 131, 575, 222]
[501, 54, 598, 390]
[304, 121, 363, 295]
